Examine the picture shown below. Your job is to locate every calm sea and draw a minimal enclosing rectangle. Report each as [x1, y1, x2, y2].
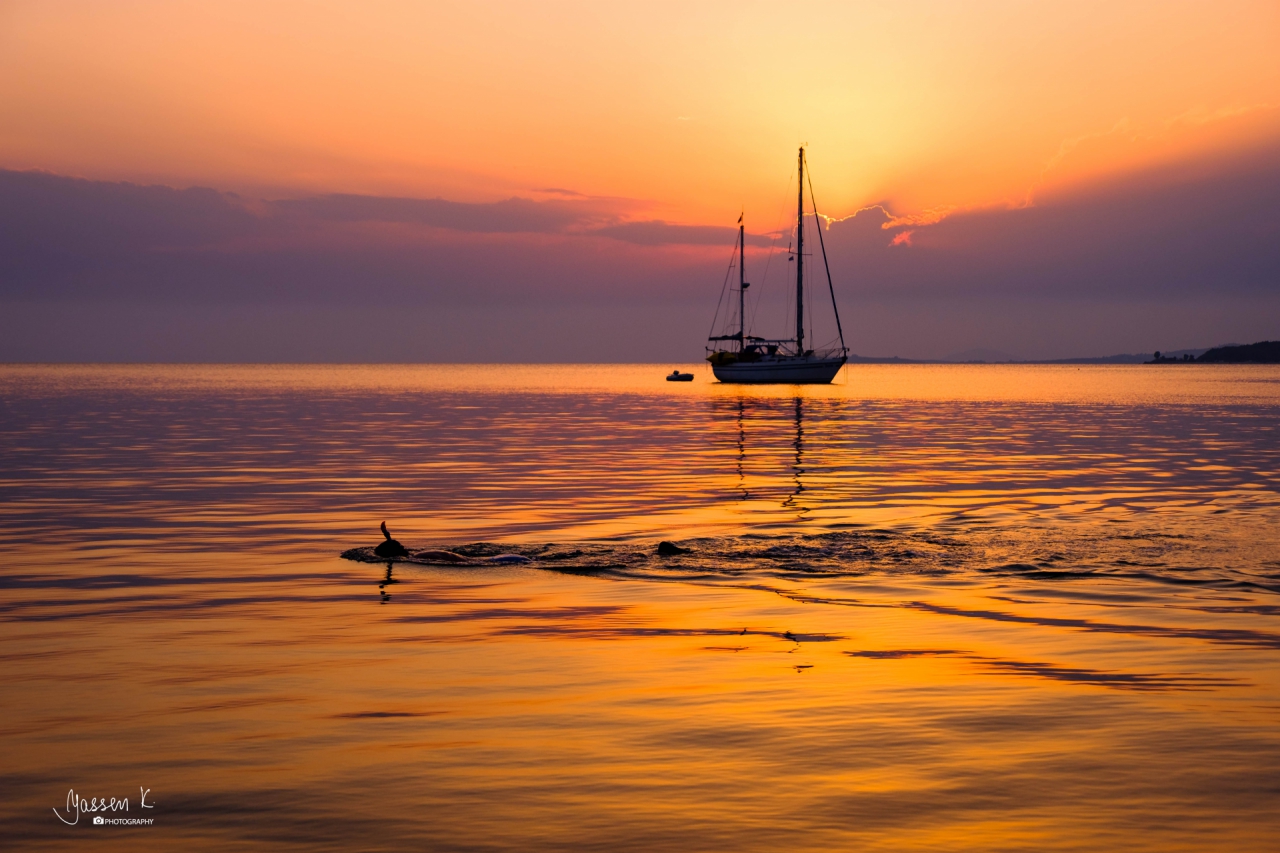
[2, 364, 1278, 851]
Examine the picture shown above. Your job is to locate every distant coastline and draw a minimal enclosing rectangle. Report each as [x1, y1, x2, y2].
[1145, 341, 1280, 364]
[846, 340, 1279, 365]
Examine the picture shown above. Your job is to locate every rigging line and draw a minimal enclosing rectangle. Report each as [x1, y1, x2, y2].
[751, 166, 794, 337]
[747, 167, 793, 342]
[707, 232, 739, 341]
[783, 222, 794, 345]
[805, 151, 847, 353]
[782, 211, 798, 342]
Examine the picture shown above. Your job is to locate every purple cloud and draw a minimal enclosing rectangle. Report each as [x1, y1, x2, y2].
[1, 140, 1277, 360]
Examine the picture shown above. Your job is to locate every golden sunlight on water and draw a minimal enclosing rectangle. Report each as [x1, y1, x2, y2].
[1, 365, 1278, 851]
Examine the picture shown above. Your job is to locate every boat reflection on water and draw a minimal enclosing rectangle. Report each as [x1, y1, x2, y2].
[714, 395, 812, 518]
[781, 397, 807, 514]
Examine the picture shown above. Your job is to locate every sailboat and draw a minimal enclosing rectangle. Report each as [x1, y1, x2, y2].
[706, 147, 848, 384]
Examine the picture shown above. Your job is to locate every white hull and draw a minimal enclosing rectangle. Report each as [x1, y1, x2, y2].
[712, 356, 846, 384]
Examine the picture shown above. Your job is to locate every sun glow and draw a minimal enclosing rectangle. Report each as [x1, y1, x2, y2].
[1, 0, 1277, 226]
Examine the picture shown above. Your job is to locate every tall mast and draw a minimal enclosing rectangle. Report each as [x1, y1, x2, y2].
[796, 147, 805, 355]
[738, 215, 746, 353]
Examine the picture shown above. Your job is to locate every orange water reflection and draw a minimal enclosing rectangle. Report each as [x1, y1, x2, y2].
[1, 365, 1278, 850]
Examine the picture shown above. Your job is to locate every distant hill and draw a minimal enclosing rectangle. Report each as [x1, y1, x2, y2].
[1197, 341, 1280, 363]
[1042, 353, 1149, 364]
[1046, 348, 1209, 364]
[944, 348, 1018, 363]
[841, 342, 1278, 364]
[846, 354, 924, 364]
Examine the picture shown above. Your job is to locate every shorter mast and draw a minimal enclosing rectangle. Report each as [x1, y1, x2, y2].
[738, 214, 747, 352]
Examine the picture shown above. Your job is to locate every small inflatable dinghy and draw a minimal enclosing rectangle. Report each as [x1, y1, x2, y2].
[666, 370, 694, 382]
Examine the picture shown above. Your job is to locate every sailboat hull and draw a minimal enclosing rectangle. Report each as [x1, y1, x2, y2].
[711, 356, 846, 384]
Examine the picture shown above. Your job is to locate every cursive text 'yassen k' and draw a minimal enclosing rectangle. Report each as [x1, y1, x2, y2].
[53, 787, 154, 826]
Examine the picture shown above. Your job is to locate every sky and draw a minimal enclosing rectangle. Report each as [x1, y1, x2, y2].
[1, 0, 1278, 361]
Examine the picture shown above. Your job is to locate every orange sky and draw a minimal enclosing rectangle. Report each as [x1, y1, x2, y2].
[2, 0, 1278, 227]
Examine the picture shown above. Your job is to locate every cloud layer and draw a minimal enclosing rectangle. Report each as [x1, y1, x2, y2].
[2, 141, 1278, 360]
[838, 144, 1280, 299]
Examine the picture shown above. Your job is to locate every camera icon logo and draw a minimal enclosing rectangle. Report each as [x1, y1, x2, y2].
[93, 816, 104, 825]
